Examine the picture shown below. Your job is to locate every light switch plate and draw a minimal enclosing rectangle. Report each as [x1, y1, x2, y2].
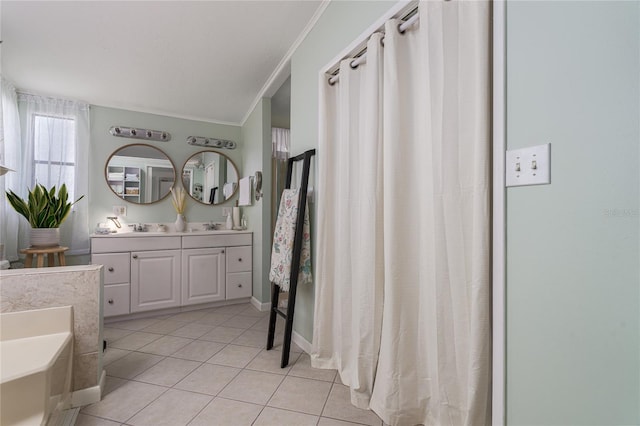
[505, 143, 551, 187]
[113, 205, 127, 216]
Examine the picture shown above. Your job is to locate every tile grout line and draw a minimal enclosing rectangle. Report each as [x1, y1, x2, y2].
[93, 304, 325, 426]
[318, 380, 335, 421]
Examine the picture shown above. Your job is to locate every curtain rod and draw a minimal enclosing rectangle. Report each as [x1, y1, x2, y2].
[328, 8, 420, 86]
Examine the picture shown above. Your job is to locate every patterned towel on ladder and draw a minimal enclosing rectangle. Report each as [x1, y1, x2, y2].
[269, 188, 312, 291]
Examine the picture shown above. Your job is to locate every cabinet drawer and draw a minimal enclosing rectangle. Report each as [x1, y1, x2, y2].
[182, 233, 252, 249]
[226, 246, 252, 273]
[92, 253, 130, 284]
[104, 284, 130, 317]
[92, 236, 181, 253]
[226, 272, 252, 299]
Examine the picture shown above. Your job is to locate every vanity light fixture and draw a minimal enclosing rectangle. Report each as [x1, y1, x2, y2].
[187, 136, 236, 150]
[109, 126, 171, 142]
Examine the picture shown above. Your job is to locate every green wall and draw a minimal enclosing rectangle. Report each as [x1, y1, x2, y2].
[506, 1, 640, 424]
[290, 0, 396, 342]
[240, 99, 272, 303]
[89, 106, 242, 229]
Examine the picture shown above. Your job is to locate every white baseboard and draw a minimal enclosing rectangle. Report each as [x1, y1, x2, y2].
[251, 297, 271, 312]
[71, 370, 105, 407]
[248, 296, 311, 354]
[249, 297, 311, 353]
[292, 330, 312, 354]
[104, 299, 251, 324]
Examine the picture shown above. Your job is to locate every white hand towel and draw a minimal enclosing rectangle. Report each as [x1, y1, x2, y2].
[223, 182, 236, 199]
[238, 176, 252, 206]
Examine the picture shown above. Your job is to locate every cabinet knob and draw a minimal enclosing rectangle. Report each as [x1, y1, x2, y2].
[108, 267, 114, 272]
[108, 299, 114, 304]
[132, 254, 138, 259]
[221, 250, 225, 254]
[238, 284, 242, 288]
[238, 258, 242, 262]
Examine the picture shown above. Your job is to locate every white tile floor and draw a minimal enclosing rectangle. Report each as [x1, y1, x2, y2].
[78, 303, 383, 426]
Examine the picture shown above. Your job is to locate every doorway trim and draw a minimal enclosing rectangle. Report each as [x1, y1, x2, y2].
[492, 1, 507, 425]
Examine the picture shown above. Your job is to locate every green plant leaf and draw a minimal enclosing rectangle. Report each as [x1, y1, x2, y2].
[5, 183, 85, 228]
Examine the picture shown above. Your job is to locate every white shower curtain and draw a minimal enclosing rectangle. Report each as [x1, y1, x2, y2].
[313, 2, 491, 425]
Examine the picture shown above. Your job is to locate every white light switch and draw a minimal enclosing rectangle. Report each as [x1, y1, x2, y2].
[113, 205, 127, 216]
[506, 143, 551, 187]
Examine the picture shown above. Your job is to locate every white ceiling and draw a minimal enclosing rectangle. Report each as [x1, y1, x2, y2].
[1, 1, 323, 125]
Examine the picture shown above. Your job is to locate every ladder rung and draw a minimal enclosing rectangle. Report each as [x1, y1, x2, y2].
[275, 309, 287, 319]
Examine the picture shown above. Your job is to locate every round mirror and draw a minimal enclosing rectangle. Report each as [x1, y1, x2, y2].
[182, 150, 239, 205]
[105, 144, 176, 204]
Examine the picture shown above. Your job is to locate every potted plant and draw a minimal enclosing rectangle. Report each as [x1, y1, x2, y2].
[5, 183, 84, 247]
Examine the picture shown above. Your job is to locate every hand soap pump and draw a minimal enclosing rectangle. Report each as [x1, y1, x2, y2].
[225, 211, 233, 230]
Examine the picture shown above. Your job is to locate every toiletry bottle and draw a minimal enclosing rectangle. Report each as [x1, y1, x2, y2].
[241, 214, 247, 229]
[232, 206, 240, 229]
[226, 212, 233, 230]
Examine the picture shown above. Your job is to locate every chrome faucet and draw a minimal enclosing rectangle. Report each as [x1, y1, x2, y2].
[203, 222, 218, 231]
[130, 223, 148, 232]
[106, 216, 121, 229]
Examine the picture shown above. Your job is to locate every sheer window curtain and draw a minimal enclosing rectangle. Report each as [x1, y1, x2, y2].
[313, 2, 491, 425]
[272, 127, 290, 161]
[272, 127, 291, 233]
[16, 93, 90, 255]
[1, 78, 22, 261]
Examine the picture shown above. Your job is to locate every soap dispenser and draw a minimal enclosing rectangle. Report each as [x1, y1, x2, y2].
[225, 211, 233, 230]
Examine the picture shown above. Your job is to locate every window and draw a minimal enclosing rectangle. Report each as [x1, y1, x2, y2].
[32, 114, 77, 200]
[16, 92, 90, 255]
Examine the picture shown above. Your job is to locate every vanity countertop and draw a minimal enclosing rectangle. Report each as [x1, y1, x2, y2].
[91, 229, 251, 238]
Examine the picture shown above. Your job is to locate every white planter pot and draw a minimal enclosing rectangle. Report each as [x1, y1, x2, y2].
[30, 228, 60, 247]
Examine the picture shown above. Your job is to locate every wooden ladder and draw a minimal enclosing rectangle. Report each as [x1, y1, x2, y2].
[266, 149, 316, 368]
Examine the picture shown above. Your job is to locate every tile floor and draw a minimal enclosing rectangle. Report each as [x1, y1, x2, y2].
[78, 302, 384, 426]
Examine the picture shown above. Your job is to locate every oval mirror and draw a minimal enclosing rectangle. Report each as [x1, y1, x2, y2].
[105, 144, 176, 204]
[181, 150, 239, 205]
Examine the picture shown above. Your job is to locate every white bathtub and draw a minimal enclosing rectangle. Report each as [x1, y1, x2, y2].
[0, 306, 74, 426]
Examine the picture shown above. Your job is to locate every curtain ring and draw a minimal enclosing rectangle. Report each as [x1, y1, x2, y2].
[397, 22, 406, 34]
[328, 77, 336, 86]
[350, 60, 359, 70]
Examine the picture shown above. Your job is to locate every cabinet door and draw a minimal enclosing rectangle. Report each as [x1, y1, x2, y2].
[131, 250, 181, 312]
[182, 248, 226, 305]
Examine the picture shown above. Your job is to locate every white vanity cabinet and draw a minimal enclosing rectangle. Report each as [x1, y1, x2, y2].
[91, 231, 252, 318]
[131, 249, 181, 312]
[182, 248, 225, 305]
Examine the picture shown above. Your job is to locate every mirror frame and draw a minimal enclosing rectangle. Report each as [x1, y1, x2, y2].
[104, 143, 177, 205]
[181, 150, 240, 205]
